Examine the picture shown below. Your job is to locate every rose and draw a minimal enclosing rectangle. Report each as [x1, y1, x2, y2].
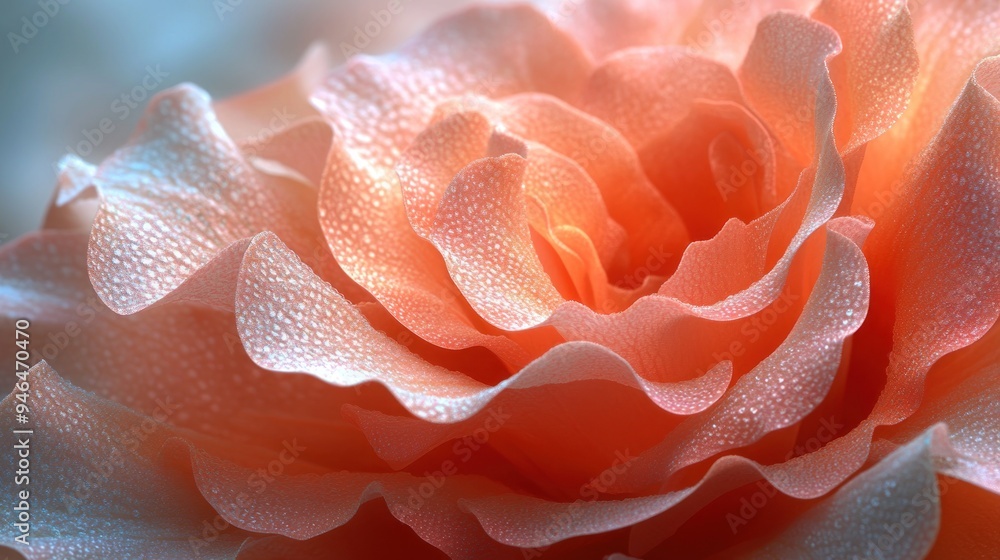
[1, 0, 999, 558]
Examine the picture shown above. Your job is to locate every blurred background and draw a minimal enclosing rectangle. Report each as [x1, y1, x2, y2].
[0, 0, 477, 243]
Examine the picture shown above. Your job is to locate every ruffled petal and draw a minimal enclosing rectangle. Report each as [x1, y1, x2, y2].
[743, 428, 942, 559]
[863, 56, 1000, 424]
[812, 0, 919, 153]
[79, 84, 324, 314]
[313, 5, 590, 359]
[547, 0, 818, 66]
[604, 217, 871, 491]
[0, 363, 250, 560]
[0, 231, 387, 471]
[853, 0, 1000, 216]
[430, 153, 565, 330]
[580, 47, 743, 152]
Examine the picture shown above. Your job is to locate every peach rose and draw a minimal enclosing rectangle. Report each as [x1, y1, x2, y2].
[2, 0, 999, 559]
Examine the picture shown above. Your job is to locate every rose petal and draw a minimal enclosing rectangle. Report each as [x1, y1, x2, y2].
[863, 55, 1000, 424]
[191, 450, 518, 559]
[581, 47, 743, 152]
[548, 0, 818, 66]
[80, 84, 322, 314]
[0, 231, 388, 471]
[744, 428, 943, 559]
[615, 217, 871, 490]
[0, 363, 250, 560]
[853, 0, 1000, 216]
[241, 117, 333, 188]
[430, 153, 565, 330]
[739, 13, 841, 166]
[877, 358, 1000, 494]
[812, 0, 919, 153]
[313, 5, 590, 360]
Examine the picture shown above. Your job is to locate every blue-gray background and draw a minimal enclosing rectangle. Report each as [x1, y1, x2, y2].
[0, 0, 471, 243]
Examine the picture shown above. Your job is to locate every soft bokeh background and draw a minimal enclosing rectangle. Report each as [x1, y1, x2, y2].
[0, 0, 475, 243]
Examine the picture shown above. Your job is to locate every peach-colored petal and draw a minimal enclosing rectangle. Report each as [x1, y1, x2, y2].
[396, 109, 611, 308]
[345, 356, 731, 471]
[615, 217, 871, 490]
[0, 231, 388, 471]
[430, 153, 565, 330]
[235, 232, 489, 421]
[581, 47, 743, 152]
[42, 155, 99, 231]
[312, 5, 589, 360]
[853, 0, 1000, 216]
[521, 143, 621, 269]
[739, 13, 841, 166]
[546, 259, 805, 388]
[241, 117, 333, 188]
[234, 502, 451, 560]
[519, 144, 627, 306]
[320, 130, 528, 364]
[543, 0, 697, 61]
[656, 209, 782, 306]
[865, 55, 1000, 424]
[78, 84, 323, 315]
[744, 428, 943, 559]
[925, 474, 1000, 559]
[547, 0, 818, 66]
[191, 450, 518, 560]
[812, 0, 919, 153]
[396, 111, 495, 239]
[876, 359, 1000, 494]
[311, 5, 591, 164]
[0, 363, 250, 560]
[672, 0, 821, 67]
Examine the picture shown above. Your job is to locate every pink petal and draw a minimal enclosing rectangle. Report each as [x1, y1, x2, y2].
[430, 153, 564, 330]
[812, 0, 919, 153]
[0, 363, 249, 559]
[0, 231, 388, 471]
[744, 428, 943, 559]
[82, 85, 323, 314]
